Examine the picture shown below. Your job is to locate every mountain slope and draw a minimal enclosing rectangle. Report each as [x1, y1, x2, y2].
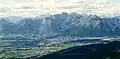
[38, 41, 120, 59]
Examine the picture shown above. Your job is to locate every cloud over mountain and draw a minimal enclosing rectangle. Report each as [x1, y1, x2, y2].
[0, 0, 119, 17]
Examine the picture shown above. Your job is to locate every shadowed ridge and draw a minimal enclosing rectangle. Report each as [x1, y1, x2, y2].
[30, 41, 120, 59]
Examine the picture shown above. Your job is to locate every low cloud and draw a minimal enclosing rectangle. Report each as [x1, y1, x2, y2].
[0, 0, 119, 17]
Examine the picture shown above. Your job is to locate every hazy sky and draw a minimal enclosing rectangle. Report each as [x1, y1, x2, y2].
[0, 0, 120, 17]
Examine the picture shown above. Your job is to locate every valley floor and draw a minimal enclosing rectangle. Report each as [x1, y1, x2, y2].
[0, 35, 119, 59]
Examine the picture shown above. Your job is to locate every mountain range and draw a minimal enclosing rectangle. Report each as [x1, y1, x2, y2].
[0, 12, 120, 37]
